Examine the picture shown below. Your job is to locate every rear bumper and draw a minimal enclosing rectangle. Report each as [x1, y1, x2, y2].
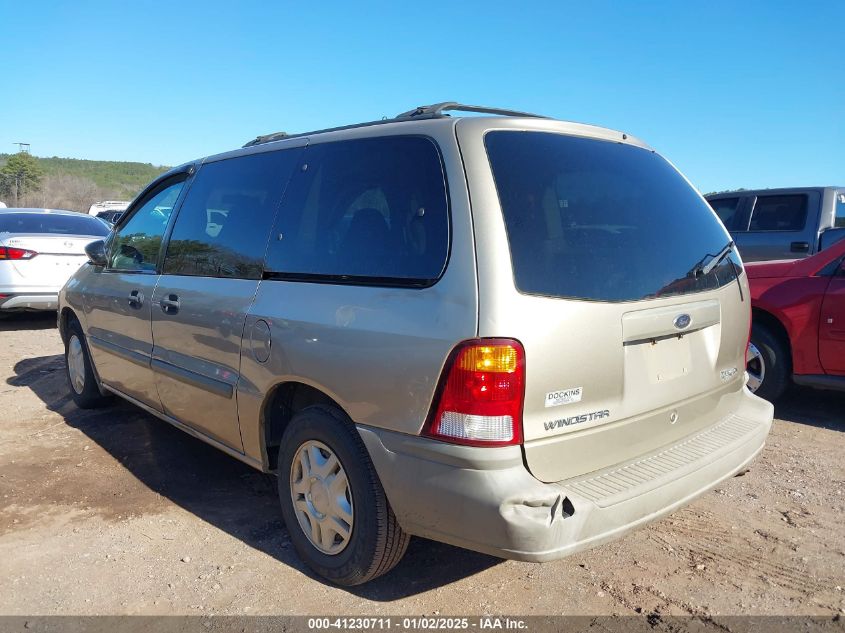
[358, 387, 773, 562]
[0, 293, 59, 311]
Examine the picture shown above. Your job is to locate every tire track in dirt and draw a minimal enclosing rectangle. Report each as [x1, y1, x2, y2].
[649, 507, 833, 598]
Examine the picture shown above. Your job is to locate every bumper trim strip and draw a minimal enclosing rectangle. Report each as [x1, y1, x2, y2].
[566, 415, 760, 506]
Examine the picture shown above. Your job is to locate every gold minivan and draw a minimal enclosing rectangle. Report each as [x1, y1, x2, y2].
[59, 103, 774, 585]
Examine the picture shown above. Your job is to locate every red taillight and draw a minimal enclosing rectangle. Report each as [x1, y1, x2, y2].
[0, 247, 37, 260]
[423, 338, 525, 447]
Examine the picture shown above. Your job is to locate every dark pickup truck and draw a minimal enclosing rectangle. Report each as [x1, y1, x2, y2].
[706, 187, 845, 262]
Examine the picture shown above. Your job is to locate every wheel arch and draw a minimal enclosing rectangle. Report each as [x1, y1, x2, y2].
[59, 305, 111, 402]
[751, 307, 793, 370]
[59, 306, 78, 344]
[259, 380, 351, 472]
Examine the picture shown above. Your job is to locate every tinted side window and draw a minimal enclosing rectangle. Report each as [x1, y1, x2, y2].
[749, 194, 808, 231]
[265, 136, 449, 284]
[109, 179, 185, 271]
[835, 191, 845, 228]
[163, 149, 301, 279]
[708, 197, 742, 231]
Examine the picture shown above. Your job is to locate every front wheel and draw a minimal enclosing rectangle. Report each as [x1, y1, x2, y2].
[65, 318, 110, 409]
[277, 405, 409, 586]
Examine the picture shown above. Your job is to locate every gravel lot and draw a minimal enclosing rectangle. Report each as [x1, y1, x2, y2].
[1, 312, 843, 617]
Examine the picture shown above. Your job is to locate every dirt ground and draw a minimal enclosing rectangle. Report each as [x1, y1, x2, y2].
[0, 312, 843, 617]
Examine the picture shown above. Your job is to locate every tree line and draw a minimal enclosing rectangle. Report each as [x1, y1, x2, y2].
[0, 152, 168, 211]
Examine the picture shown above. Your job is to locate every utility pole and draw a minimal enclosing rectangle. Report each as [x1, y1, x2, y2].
[13, 142, 30, 154]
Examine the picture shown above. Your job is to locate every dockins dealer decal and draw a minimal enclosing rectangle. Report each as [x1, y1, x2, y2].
[544, 409, 611, 432]
[545, 386, 583, 408]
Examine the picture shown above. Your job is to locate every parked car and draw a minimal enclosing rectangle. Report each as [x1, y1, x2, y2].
[88, 200, 129, 216]
[1, 209, 110, 315]
[87, 201, 129, 225]
[94, 210, 123, 225]
[745, 238, 845, 400]
[58, 102, 773, 586]
[706, 187, 845, 262]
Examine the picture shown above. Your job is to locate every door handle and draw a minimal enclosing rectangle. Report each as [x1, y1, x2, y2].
[160, 294, 180, 315]
[128, 290, 144, 307]
[790, 241, 810, 253]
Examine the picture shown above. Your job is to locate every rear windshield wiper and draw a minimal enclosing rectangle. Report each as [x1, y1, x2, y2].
[689, 240, 744, 301]
[691, 240, 735, 278]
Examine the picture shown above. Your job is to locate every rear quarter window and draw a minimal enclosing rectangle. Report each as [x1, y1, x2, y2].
[485, 131, 739, 302]
[264, 136, 449, 285]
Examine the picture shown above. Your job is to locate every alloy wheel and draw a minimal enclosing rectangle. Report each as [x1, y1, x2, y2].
[746, 342, 765, 393]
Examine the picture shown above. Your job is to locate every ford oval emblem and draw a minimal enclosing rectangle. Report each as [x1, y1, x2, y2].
[673, 314, 692, 330]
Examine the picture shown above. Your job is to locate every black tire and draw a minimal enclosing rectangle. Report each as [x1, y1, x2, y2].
[749, 323, 790, 402]
[65, 317, 111, 409]
[277, 405, 409, 586]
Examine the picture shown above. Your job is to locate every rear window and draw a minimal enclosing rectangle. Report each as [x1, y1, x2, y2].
[485, 131, 740, 302]
[0, 213, 109, 236]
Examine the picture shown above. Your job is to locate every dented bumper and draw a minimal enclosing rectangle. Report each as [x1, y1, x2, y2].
[357, 388, 773, 561]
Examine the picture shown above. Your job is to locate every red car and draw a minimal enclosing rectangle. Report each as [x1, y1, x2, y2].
[746, 238, 845, 400]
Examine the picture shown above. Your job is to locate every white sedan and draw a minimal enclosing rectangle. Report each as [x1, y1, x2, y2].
[0, 209, 110, 314]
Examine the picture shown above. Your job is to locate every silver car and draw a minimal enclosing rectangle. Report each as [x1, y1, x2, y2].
[1, 209, 109, 314]
[59, 103, 774, 585]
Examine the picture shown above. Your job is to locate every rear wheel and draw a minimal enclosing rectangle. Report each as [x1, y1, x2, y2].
[747, 324, 790, 401]
[65, 318, 110, 409]
[277, 405, 409, 586]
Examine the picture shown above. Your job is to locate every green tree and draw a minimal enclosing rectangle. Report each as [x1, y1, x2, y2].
[0, 152, 44, 204]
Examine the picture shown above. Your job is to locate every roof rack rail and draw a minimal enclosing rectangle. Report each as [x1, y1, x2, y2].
[243, 131, 289, 148]
[242, 102, 549, 148]
[395, 102, 550, 120]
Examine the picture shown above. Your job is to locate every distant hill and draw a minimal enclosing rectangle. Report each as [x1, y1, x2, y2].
[0, 154, 170, 212]
[0, 154, 169, 195]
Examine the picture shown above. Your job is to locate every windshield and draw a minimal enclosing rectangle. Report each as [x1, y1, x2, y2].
[485, 131, 741, 302]
[0, 213, 110, 237]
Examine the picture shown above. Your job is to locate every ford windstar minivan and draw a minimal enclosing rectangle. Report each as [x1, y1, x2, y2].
[59, 102, 774, 585]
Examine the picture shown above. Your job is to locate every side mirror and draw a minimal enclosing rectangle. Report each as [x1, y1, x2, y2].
[85, 239, 108, 267]
[820, 227, 845, 252]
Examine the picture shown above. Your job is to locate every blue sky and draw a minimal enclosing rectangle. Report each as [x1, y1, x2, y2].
[1, 1, 843, 193]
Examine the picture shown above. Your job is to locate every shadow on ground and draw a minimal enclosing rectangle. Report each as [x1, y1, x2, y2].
[774, 385, 844, 432]
[8, 350, 501, 600]
[0, 311, 57, 332]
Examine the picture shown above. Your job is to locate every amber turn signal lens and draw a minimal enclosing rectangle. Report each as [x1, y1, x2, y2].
[457, 344, 518, 373]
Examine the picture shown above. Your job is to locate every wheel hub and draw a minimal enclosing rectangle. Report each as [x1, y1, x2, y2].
[307, 477, 331, 517]
[289, 440, 354, 555]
